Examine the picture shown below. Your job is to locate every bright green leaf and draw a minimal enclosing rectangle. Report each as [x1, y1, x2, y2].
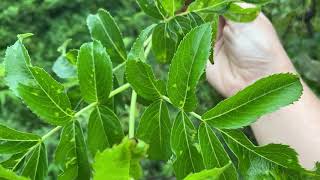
[202, 73, 303, 129]
[126, 60, 166, 101]
[184, 163, 231, 180]
[136, 0, 167, 19]
[78, 40, 113, 104]
[87, 9, 127, 63]
[128, 24, 156, 62]
[19, 143, 48, 180]
[55, 121, 91, 180]
[198, 123, 237, 179]
[17, 67, 74, 126]
[161, 0, 184, 16]
[93, 137, 148, 180]
[0, 165, 29, 180]
[188, 0, 232, 14]
[171, 112, 204, 179]
[168, 23, 212, 112]
[224, 3, 261, 22]
[88, 106, 124, 155]
[137, 100, 172, 160]
[0, 124, 40, 154]
[241, 0, 271, 5]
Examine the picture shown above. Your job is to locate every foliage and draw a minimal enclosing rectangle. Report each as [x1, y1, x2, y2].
[0, 0, 320, 180]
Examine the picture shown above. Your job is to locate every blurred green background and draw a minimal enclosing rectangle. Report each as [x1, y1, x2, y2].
[0, 0, 319, 179]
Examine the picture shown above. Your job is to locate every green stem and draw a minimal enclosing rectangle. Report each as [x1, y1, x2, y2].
[74, 102, 97, 117]
[128, 91, 137, 138]
[161, 95, 203, 121]
[41, 126, 61, 141]
[113, 62, 126, 73]
[109, 83, 131, 98]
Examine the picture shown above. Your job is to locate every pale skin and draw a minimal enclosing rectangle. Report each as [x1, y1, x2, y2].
[206, 13, 320, 169]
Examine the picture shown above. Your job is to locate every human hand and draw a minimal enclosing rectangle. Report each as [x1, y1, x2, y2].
[206, 13, 296, 97]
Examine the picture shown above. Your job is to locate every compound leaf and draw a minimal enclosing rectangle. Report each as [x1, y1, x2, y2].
[0, 165, 29, 180]
[126, 60, 166, 101]
[168, 23, 212, 112]
[93, 137, 148, 180]
[55, 121, 90, 180]
[88, 106, 124, 155]
[184, 163, 231, 180]
[198, 123, 237, 179]
[19, 143, 48, 180]
[171, 112, 204, 179]
[78, 40, 113, 104]
[87, 9, 127, 63]
[202, 73, 303, 129]
[137, 100, 172, 160]
[17, 67, 74, 126]
[0, 124, 40, 154]
[224, 3, 260, 22]
[136, 0, 167, 19]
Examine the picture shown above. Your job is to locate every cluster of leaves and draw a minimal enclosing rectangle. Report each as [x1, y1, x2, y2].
[0, 0, 320, 180]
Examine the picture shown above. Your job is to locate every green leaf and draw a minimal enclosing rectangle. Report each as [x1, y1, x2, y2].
[93, 137, 148, 180]
[55, 121, 91, 180]
[161, 0, 184, 16]
[202, 73, 303, 129]
[241, 0, 271, 5]
[126, 60, 166, 101]
[4, 36, 74, 126]
[188, 0, 232, 14]
[0, 62, 4, 78]
[171, 112, 204, 179]
[224, 3, 261, 22]
[137, 100, 172, 160]
[0, 165, 29, 180]
[0, 124, 40, 154]
[78, 40, 113, 104]
[4, 35, 34, 95]
[18, 143, 48, 180]
[198, 123, 237, 179]
[17, 67, 74, 126]
[184, 163, 231, 180]
[167, 23, 212, 112]
[52, 55, 77, 79]
[88, 106, 124, 155]
[136, 0, 167, 19]
[87, 9, 127, 63]
[128, 24, 156, 62]
[221, 129, 303, 174]
[152, 13, 205, 64]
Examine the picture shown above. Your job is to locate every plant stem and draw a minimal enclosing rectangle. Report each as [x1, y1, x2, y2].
[41, 126, 61, 141]
[74, 102, 97, 117]
[161, 95, 203, 121]
[113, 62, 126, 73]
[109, 83, 131, 98]
[128, 91, 137, 138]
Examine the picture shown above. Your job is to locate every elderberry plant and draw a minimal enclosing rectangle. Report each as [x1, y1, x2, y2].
[1, 0, 319, 180]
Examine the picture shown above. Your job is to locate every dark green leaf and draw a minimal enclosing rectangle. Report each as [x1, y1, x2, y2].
[184, 163, 231, 180]
[128, 24, 156, 62]
[168, 23, 212, 112]
[18, 143, 48, 180]
[202, 73, 303, 129]
[0, 124, 40, 154]
[136, 0, 167, 19]
[88, 106, 124, 155]
[93, 137, 148, 180]
[55, 121, 90, 180]
[78, 40, 113, 104]
[198, 123, 237, 179]
[224, 3, 260, 22]
[221, 129, 303, 173]
[87, 9, 127, 63]
[0, 165, 29, 180]
[171, 112, 204, 179]
[126, 60, 166, 101]
[137, 100, 172, 160]
[17, 67, 74, 126]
